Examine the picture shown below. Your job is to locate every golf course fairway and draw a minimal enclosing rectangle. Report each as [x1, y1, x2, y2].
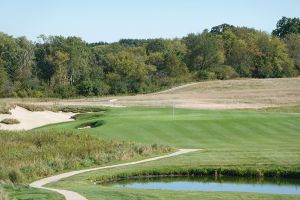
[39, 107, 300, 200]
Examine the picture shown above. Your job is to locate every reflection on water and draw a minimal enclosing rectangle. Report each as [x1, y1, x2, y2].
[101, 176, 300, 194]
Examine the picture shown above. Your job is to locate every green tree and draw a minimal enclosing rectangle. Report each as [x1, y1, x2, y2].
[211, 23, 235, 35]
[106, 49, 153, 94]
[184, 31, 224, 71]
[222, 30, 253, 77]
[0, 59, 8, 96]
[272, 17, 300, 38]
[284, 33, 300, 72]
[252, 32, 296, 78]
[0, 32, 19, 81]
[146, 39, 167, 55]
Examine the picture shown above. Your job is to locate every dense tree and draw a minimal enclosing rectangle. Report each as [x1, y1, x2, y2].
[0, 59, 7, 96]
[272, 17, 300, 38]
[184, 30, 224, 71]
[210, 23, 235, 35]
[222, 30, 253, 77]
[284, 33, 300, 71]
[252, 32, 295, 78]
[0, 18, 299, 98]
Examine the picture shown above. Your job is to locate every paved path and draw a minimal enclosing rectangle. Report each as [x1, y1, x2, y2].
[30, 149, 200, 200]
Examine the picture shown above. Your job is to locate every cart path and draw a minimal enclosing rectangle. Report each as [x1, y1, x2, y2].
[30, 149, 200, 200]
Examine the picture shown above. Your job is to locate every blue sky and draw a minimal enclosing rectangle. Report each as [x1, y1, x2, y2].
[0, 0, 299, 42]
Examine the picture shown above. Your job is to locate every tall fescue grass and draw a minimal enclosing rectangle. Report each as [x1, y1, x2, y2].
[0, 103, 14, 114]
[92, 167, 300, 184]
[0, 102, 107, 114]
[257, 105, 300, 113]
[0, 130, 172, 183]
[14, 103, 107, 113]
[0, 190, 7, 200]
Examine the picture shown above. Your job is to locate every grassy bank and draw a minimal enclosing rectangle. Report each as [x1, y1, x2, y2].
[256, 105, 300, 113]
[0, 130, 172, 184]
[92, 167, 300, 184]
[48, 178, 300, 200]
[42, 107, 300, 199]
[0, 184, 64, 200]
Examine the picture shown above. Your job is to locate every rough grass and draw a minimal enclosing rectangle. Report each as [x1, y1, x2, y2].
[0, 103, 13, 114]
[0, 130, 172, 184]
[0, 118, 20, 125]
[92, 167, 300, 184]
[2, 78, 300, 109]
[256, 105, 300, 113]
[0, 189, 7, 200]
[14, 103, 107, 113]
[76, 120, 105, 129]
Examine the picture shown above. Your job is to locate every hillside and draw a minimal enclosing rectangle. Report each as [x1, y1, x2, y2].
[14, 77, 300, 109]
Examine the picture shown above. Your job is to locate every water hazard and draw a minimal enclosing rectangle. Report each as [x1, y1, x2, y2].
[102, 176, 300, 195]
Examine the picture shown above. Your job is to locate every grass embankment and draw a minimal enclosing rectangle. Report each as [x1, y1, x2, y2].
[0, 130, 171, 183]
[14, 103, 108, 113]
[0, 128, 172, 199]
[256, 105, 300, 113]
[0, 184, 64, 200]
[0, 101, 108, 114]
[43, 107, 300, 199]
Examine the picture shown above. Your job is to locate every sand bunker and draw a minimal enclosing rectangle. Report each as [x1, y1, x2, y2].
[0, 106, 75, 131]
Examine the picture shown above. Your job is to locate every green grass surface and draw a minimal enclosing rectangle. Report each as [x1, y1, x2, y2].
[48, 175, 300, 200]
[42, 107, 300, 199]
[42, 107, 300, 150]
[0, 184, 64, 200]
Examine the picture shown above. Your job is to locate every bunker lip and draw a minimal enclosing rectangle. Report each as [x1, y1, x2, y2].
[0, 106, 75, 131]
[76, 120, 105, 129]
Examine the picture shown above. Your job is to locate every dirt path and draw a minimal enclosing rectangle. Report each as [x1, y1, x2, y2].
[30, 149, 200, 200]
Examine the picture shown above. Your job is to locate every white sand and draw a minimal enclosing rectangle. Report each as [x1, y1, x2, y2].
[0, 106, 75, 131]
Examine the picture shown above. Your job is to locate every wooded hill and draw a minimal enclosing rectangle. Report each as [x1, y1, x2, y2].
[0, 17, 300, 98]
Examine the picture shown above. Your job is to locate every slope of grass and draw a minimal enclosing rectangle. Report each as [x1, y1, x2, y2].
[256, 105, 300, 113]
[0, 184, 64, 200]
[48, 178, 300, 200]
[42, 107, 300, 199]
[0, 130, 172, 184]
[42, 107, 300, 149]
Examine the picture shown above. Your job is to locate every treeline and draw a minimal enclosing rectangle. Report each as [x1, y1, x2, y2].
[0, 17, 300, 98]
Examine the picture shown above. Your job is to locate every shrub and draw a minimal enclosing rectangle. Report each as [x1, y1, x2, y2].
[76, 120, 105, 129]
[210, 65, 239, 80]
[54, 106, 106, 113]
[0, 118, 20, 125]
[15, 103, 45, 112]
[54, 85, 77, 98]
[195, 70, 216, 80]
[17, 90, 28, 98]
[8, 170, 23, 183]
[0, 104, 13, 114]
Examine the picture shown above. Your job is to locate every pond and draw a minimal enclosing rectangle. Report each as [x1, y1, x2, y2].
[101, 176, 300, 195]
